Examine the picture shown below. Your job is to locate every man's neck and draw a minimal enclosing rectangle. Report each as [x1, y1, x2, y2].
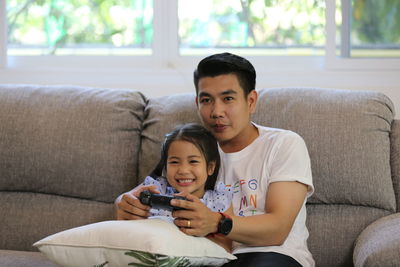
[219, 123, 259, 153]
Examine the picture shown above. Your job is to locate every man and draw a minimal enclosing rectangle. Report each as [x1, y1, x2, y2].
[115, 53, 314, 267]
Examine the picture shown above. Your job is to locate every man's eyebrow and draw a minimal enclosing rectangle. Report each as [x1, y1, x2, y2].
[198, 92, 210, 98]
[198, 89, 237, 98]
[220, 89, 237, 95]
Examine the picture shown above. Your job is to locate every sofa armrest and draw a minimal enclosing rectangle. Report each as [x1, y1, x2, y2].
[391, 119, 400, 212]
[353, 213, 400, 267]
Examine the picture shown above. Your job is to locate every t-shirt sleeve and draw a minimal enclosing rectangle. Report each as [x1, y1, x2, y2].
[269, 132, 314, 197]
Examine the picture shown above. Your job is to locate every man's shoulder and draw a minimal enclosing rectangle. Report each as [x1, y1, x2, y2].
[254, 124, 308, 152]
[254, 123, 302, 140]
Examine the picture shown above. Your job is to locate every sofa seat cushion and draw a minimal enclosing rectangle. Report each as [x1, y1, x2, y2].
[307, 204, 391, 267]
[0, 250, 57, 267]
[0, 192, 113, 252]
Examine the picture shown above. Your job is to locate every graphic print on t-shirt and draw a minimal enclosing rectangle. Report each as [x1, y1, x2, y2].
[230, 177, 261, 216]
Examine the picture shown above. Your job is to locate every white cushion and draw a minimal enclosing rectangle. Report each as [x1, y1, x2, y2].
[33, 217, 236, 267]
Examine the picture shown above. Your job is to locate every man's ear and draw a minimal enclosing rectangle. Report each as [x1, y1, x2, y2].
[195, 96, 199, 108]
[207, 161, 216, 176]
[247, 90, 258, 114]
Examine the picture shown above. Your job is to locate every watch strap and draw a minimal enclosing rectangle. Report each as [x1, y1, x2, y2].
[217, 212, 233, 235]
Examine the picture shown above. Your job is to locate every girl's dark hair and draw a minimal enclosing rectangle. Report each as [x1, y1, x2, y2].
[193, 52, 256, 96]
[151, 123, 220, 191]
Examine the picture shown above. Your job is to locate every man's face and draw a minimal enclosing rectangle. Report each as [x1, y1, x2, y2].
[196, 74, 257, 152]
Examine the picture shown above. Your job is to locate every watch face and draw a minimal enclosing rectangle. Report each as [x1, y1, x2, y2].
[219, 217, 233, 235]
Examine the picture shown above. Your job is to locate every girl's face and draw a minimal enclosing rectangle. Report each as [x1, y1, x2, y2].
[166, 140, 215, 198]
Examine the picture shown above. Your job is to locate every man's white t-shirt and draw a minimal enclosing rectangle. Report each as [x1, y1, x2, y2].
[217, 123, 315, 267]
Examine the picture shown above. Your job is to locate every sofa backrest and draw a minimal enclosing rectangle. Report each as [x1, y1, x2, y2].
[139, 93, 201, 179]
[139, 88, 396, 213]
[253, 88, 395, 211]
[0, 84, 145, 203]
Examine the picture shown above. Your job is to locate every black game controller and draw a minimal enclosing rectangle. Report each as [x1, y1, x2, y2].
[139, 190, 186, 211]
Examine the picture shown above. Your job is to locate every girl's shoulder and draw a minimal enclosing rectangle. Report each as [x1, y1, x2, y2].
[214, 181, 233, 194]
[202, 181, 233, 212]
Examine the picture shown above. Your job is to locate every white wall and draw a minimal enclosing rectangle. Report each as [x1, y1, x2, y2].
[0, 66, 399, 119]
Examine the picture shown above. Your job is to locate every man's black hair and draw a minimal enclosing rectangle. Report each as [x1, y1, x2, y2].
[193, 52, 256, 96]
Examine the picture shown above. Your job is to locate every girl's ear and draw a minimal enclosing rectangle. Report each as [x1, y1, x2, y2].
[207, 161, 216, 176]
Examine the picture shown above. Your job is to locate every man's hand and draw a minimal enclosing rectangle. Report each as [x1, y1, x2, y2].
[114, 185, 160, 220]
[171, 193, 221, 237]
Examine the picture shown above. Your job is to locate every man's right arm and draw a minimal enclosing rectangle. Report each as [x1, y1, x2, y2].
[114, 185, 159, 220]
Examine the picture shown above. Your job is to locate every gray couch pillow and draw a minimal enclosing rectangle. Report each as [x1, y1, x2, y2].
[253, 87, 395, 211]
[0, 84, 145, 203]
[139, 93, 200, 180]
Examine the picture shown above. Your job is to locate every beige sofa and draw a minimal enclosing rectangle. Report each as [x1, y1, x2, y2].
[0, 84, 399, 267]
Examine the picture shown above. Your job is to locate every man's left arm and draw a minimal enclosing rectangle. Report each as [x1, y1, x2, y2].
[227, 181, 308, 246]
[172, 182, 308, 247]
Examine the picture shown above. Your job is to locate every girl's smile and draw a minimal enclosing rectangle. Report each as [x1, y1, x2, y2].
[166, 140, 215, 198]
[176, 179, 195, 186]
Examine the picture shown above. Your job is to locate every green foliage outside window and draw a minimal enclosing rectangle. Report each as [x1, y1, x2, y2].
[7, 0, 153, 55]
[352, 0, 400, 46]
[5, 0, 400, 56]
[179, 0, 326, 49]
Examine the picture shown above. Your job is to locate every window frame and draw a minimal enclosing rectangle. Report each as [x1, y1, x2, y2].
[0, 0, 399, 71]
[325, 0, 400, 70]
[0, 0, 6, 67]
[1, 0, 175, 69]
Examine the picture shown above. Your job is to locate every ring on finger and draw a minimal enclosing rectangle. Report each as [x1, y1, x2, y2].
[187, 220, 191, 228]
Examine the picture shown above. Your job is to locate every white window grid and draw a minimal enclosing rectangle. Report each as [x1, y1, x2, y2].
[0, 0, 399, 71]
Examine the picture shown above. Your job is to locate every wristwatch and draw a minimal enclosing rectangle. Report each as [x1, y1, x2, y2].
[217, 212, 233, 235]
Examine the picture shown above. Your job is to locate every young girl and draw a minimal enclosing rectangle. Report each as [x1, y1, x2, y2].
[141, 123, 233, 251]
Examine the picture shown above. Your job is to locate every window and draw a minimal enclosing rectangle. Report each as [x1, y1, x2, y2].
[178, 0, 325, 56]
[1, 0, 399, 70]
[326, 0, 400, 69]
[337, 0, 400, 58]
[7, 0, 153, 56]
